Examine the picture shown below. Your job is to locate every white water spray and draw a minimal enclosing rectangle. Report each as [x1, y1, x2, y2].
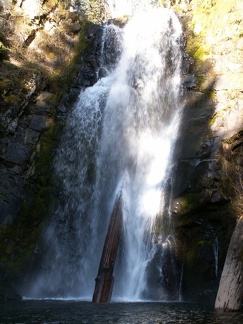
[28, 7, 183, 301]
[109, 8, 183, 300]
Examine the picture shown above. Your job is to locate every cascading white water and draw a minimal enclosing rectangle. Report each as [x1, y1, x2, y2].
[28, 7, 183, 301]
[108, 8, 183, 300]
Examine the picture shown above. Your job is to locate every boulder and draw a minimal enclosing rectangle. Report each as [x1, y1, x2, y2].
[215, 216, 243, 311]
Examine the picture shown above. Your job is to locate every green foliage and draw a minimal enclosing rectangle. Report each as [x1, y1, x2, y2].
[0, 25, 9, 59]
[0, 26, 4, 42]
[4, 93, 21, 104]
[185, 0, 240, 61]
[197, 239, 213, 246]
[0, 41, 8, 60]
[0, 78, 12, 93]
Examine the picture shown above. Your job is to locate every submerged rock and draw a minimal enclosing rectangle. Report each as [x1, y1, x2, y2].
[0, 281, 22, 301]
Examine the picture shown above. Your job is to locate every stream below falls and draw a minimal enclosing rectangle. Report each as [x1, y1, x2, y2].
[0, 301, 243, 324]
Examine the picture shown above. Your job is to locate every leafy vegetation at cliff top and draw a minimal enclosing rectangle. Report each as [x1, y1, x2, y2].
[0, 0, 103, 116]
[186, 0, 242, 61]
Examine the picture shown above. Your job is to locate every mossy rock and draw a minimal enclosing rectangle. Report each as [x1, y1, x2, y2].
[0, 78, 12, 93]
[0, 41, 8, 59]
[0, 123, 60, 283]
[173, 190, 212, 216]
[4, 93, 22, 104]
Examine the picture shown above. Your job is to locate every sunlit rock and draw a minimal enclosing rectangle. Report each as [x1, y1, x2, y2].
[215, 217, 243, 311]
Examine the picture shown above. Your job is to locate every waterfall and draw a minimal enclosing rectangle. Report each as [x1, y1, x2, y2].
[28, 7, 183, 301]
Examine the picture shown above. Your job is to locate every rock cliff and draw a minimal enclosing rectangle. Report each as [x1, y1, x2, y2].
[169, 0, 243, 308]
[0, 0, 105, 299]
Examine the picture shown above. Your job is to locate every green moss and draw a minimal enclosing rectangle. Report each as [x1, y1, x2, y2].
[209, 113, 217, 126]
[0, 117, 63, 280]
[198, 239, 213, 246]
[194, 45, 211, 61]
[185, 26, 215, 93]
[186, 29, 210, 63]
[186, 246, 198, 263]
[0, 27, 4, 41]
[153, 212, 172, 238]
[0, 41, 8, 59]
[182, 0, 239, 93]
[47, 52, 56, 60]
[177, 195, 194, 215]
[48, 22, 89, 98]
[186, 0, 238, 58]
[209, 105, 232, 126]
[204, 89, 216, 100]
[0, 78, 12, 93]
[175, 190, 214, 218]
[4, 93, 22, 104]
[0, 27, 7, 59]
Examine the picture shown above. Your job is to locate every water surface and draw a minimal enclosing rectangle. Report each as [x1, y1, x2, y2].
[0, 301, 242, 323]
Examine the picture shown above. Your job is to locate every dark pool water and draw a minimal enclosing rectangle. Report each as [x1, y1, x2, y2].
[0, 300, 242, 324]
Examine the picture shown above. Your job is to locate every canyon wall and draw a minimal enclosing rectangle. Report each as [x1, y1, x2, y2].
[170, 0, 243, 306]
[0, 0, 104, 299]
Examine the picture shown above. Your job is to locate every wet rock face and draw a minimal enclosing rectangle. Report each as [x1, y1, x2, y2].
[0, 88, 54, 224]
[0, 284, 22, 301]
[166, 88, 234, 304]
[77, 23, 122, 86]
[169, 0, 243, 305]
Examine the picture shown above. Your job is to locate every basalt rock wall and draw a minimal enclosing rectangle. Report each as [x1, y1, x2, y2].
[169, 0, 243, 305]
[0, 0, 105, 300]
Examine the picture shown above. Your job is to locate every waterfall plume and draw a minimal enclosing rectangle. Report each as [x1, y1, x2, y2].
[27, 7, 183, 301]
